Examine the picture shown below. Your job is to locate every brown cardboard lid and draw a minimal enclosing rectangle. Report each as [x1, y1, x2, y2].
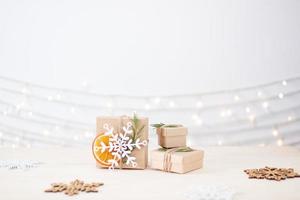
[158, 126, 188, 137]
[96, 116, 149, 139]
[151, 148, 204, 164]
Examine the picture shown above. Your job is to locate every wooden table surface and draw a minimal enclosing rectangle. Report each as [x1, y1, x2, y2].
[0, 146, 300, 200]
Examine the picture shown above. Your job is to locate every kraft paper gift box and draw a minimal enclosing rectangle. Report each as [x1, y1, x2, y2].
[96, 116, 148, 169]
[150, 148, 204, 174]
[156, 125, 187, 148]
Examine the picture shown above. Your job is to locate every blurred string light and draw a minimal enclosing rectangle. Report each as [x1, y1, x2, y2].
[257, 91, 263, 98]
[197, 117, 300, 137]
[154, 97, 161, 104]
[81, 81, 88, 88]
[278, 92, 284, 99]
[190, 104, 300, 131]
[0, 99, 91, 126]
[192, 114, 203, 126]
[262, 101, 269, 109]
[245, 107, 251, 113]
[272, 128, 279, 137]
[277, 138, 284, 146]
[0, 94, 292, 134]
[144, 104, 150, 111]
[106, 101, 113, 108]
[219, 109, 232, 118]
[234, 95, 240, 102]
[0, 75, 297, 98]
[282, 80, 287, 86]
[0, 75, 299, 147]
[1, 108, 89, 131]
[0, 122, 88, 146]
[196, 101, 203, 108]
[0, 80, 300, 112]
[47, 96, 53, 101]
[168, 101, 175, 108]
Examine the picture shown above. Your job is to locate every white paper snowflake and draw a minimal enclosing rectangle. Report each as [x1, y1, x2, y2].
[94, 122, 147, 169]
[0, 160, 42, 170]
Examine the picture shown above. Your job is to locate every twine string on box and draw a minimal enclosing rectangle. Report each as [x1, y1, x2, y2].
[163, 147, 180, 172]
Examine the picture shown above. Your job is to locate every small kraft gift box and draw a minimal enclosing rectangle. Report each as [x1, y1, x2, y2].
[150, 147, 204, 174]
[153, 124, 187, 148]
[94, 115, 148, 169]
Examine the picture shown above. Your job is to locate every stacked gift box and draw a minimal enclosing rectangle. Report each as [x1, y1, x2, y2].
[95, 115, 204, 174]
[150, 123, 204, 174]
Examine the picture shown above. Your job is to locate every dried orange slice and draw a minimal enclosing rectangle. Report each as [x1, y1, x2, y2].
[92, 134, 115, 167]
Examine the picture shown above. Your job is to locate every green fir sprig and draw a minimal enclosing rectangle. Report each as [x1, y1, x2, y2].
[158, 147, 194, 152]
[122, 113, 145, 165]
[131, 113, 145, 142]
[151, 123, 180, 128]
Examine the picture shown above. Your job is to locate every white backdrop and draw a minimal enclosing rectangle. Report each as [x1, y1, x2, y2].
[1, 0, 300, 94]
[0, 0, 300, 148]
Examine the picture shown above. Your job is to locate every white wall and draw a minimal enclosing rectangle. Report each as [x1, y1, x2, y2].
[0, 0, 300, 147]
[1, 0, 300, 95]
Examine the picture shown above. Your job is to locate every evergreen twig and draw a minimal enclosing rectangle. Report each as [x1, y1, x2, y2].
[158, 147, 194, 152]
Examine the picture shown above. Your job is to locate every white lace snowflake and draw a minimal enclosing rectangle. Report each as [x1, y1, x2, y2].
[94, 122, 147, 170]
[0, 160, 42, 170]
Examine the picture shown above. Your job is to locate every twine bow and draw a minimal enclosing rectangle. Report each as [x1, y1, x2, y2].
[161, 147, 194, 172]
[163, 147, 181, 172]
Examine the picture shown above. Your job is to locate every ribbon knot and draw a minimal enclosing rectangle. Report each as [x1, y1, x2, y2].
[163, 147, 181, 172]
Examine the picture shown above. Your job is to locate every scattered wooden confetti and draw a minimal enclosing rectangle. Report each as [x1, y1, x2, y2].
[244, 166, 300, 181]
[44, 179, 104, 196]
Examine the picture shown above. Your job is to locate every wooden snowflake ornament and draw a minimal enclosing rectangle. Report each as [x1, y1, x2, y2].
[244, 166, 300, 181]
